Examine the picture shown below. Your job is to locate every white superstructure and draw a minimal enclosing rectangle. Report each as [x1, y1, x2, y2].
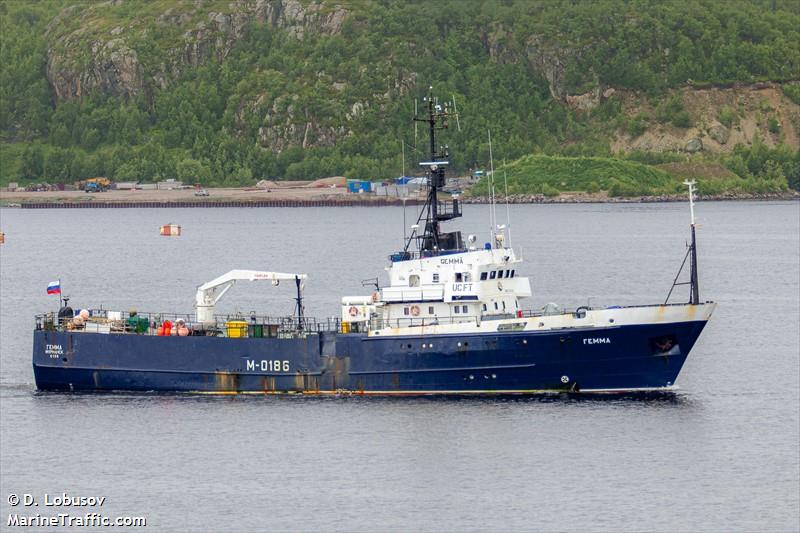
[342, 243, 532, 328]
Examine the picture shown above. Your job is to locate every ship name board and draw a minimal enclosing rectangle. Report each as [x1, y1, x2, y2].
[440, 257, 463, 265]
[246, 359, 290, 372]
[451, 283, 473, 292]
[45, 344, 64, 358]
[583, 338, 611, 345]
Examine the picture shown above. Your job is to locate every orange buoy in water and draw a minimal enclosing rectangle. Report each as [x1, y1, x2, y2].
[160, 224, 181, 236]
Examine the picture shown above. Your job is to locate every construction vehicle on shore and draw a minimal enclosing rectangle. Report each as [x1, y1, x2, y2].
[78, 178, 111, 192]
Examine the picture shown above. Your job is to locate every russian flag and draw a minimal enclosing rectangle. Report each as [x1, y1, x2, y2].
[47, 280, 61, 295]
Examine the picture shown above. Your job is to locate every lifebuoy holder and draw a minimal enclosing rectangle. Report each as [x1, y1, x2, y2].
[348, 306, 359, 317]
[410, 305, 421, 317]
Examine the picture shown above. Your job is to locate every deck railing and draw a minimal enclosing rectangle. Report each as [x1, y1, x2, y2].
[35, 301, 706, 338]
[35, 309, 341, 338]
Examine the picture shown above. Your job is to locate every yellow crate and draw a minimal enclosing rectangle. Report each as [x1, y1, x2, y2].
[226, 320, 248, 338]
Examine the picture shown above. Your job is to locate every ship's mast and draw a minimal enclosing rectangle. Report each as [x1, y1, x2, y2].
[403, 87, 462, 255]
[665, 180, 701, 305]
[686, 179, 700, 305]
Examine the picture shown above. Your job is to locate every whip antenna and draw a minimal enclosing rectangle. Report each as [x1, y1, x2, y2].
[452, 95, 461, 132]
[503, 159, 511, 247]
[488, 130, 497, 245]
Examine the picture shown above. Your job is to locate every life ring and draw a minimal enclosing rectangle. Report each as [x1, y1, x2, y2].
[371, 292, 380, 303]
[410, 305, 421, 317]
[348, 306, 359, 317]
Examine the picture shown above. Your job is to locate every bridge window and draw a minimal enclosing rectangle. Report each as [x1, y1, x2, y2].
[490, 271, 497, 280]
[511, 269, 515, 277]
[480, 272, 488, 281]
[455, 273, 463, 282]
[494, 302, 498, 310]
[506, 269, 511, 277]
[498, 270, 504, 279]
[464, 272, 472, 282]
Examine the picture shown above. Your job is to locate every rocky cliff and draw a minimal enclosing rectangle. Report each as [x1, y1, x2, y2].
[45, 0, 348, 103]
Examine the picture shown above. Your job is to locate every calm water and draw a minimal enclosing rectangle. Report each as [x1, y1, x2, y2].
[1, 202, 798, 532]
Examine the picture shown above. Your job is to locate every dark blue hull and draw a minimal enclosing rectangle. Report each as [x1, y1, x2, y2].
[33, 319, 708, 394]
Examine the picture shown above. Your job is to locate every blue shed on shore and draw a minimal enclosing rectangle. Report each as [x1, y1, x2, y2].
[347, 180, 372, 193]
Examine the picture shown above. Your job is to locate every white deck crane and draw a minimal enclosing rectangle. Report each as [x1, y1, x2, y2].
[194, 270, 307, 324]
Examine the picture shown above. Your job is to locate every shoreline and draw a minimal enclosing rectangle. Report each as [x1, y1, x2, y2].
[461, 191, 800, 204]
[1, 188, 797, 208]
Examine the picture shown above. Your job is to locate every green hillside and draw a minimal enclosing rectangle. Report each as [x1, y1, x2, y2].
[471, 155, 676, 197]
[470, 151, 793, 198]
[0, 0, 798, 192]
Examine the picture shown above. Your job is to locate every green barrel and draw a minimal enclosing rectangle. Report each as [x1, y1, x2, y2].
[248, 324, 264, 338]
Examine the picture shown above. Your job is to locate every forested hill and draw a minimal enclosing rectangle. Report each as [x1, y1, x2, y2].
[1, 0, 799, 193]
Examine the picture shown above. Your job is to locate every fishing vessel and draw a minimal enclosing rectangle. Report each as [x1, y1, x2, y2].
[32, 90, 715, 394]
